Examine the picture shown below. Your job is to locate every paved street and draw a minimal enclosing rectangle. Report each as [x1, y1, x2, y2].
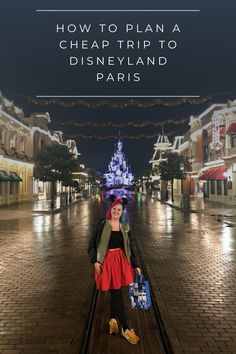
[0, 199, 101, 354]
[129, 194, 236, 354]
[0, 193, 236, 353]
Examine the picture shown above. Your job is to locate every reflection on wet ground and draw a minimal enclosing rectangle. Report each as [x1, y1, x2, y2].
[130, 195, 236, 354]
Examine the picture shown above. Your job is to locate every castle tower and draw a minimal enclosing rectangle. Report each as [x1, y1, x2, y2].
[103, 139, 134, 187]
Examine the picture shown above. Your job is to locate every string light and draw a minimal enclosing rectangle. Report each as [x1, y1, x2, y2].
[65, 130, 184, 140]
[52, 118, 189, 128]
[25, 96, 215, 109]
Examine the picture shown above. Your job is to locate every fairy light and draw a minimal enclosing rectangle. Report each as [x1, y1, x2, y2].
[25, 95, 214, 109]
[52, 117, 189, 128]
[64, 129, 184, 140]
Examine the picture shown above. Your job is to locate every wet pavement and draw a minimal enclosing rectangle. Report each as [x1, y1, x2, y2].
[129, 193, 236, 354]
[0, 199, 101, 354]
[0, 193, 236, 353]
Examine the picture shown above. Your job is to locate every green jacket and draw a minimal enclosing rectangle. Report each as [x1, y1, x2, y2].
[88, 218, 139, 268]
[97, 220, 131, 263]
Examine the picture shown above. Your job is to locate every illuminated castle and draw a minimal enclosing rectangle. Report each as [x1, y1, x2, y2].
[103, 139, 134, 187]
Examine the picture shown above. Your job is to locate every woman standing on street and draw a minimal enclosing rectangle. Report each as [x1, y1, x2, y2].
[88, 195, 141, 345]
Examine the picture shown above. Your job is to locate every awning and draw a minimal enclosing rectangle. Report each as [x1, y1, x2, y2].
[10, 172, 22, 182]
[199, 166, 227, 180]
[199, 169, 215, 180]
[227, 123, 236, 135]
[0, 171, 11, 181]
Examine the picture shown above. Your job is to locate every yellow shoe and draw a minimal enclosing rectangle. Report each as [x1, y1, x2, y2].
[109, 318, 119, 334]
[121, 328, 140, 344]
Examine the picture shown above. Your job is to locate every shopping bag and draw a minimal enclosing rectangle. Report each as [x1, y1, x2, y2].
[129, 273, 152, 309]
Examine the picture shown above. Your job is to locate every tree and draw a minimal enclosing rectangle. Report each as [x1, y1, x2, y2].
[86, 168, 100, 185]
[159, 152, 188, 201]
[34, 144, 79, 208]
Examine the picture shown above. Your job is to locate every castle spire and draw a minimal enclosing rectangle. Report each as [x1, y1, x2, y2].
[103, 138, 134, 187]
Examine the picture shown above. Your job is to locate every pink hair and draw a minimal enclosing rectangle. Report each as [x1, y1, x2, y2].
[106, 198, 124, 220]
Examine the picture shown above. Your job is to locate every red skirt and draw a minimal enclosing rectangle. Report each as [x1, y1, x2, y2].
[95, 248, 134, 291]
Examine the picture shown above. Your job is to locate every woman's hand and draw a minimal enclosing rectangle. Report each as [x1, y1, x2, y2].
[134, 267, 141, 276]
[94, 262, 103, 274]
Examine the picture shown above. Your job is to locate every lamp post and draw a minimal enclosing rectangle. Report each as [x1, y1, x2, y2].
[179, 161, 190, 211]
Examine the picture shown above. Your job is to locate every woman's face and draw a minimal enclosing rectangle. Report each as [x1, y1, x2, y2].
[111, 204, 123, 220]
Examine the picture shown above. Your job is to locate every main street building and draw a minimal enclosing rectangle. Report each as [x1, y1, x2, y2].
[0, 93, 34, 206]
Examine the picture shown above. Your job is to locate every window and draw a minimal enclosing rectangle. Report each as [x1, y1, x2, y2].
[10, 182, 14, 195]
[0, 128, 6, 146]
[9, 131, 17, 148]
[203, 145, 209, 162]
[19, 136, 26, 152]
[210, 180, 215, 195]
[38, 180, 44, 194]
[216, 180, 222, 195]
[231, 135, 236, 148]
[223, 180, 228, 196]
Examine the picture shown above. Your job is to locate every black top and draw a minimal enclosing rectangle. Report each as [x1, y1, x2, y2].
[108, 230, 124, 249]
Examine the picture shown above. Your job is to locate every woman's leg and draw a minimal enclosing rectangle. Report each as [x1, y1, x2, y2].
[109, 289, 129, 330]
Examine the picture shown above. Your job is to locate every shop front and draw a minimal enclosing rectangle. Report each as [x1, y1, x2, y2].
[0, 157, 33, 206]
[199, 165, 230, 204]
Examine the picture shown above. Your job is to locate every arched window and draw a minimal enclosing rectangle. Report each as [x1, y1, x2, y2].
[9, 131, 17, 148]
[35, 135, 41, 153]
[19, 136, 26, 152]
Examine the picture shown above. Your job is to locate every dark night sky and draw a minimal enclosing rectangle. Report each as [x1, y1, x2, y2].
[1, 0, 236, 173]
